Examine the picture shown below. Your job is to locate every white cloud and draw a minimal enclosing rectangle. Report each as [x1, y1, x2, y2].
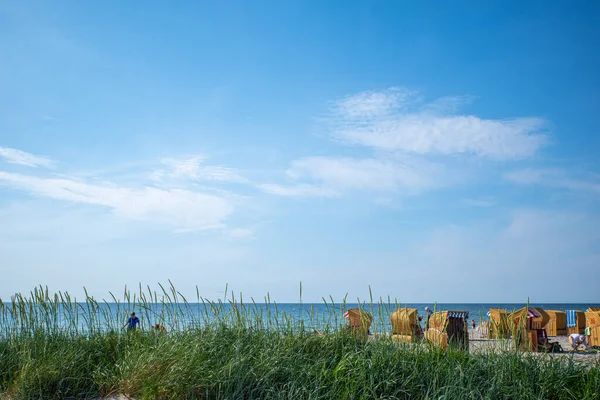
[259, 155, 460, 198]
[258, 183, 338, 198]
[0, 147, 55, 168]
[0, 172, 234, 230]
[287, 156, 442, 193]
[329, 88, 548, 160]
[260, 87, 549, 200]
[333, 87, 416, 119]
[152, 156, 247, 183]
[505, 168, 600, 194]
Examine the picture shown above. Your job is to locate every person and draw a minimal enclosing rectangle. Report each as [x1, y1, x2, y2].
[424, 307, 433, 329]
[151, 322, 167, 334]
[471, 319, 476, 330]
[568, 333, 590, 351]
[123, 312, 140, 331]
[416, 315, 424, 337]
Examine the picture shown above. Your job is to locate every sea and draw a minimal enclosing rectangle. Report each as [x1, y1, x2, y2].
[3, 301, 599, 335]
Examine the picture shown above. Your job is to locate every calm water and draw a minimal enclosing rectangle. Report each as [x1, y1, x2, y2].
[247, 302, 600, 331]
[2, 301, 598, 335]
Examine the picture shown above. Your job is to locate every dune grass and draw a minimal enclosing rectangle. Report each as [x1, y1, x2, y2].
[0, 285, 599, 399]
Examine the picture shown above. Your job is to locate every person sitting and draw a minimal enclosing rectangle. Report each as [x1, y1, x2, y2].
[568, 333, 590, 351]
[151, 322, 167, 334]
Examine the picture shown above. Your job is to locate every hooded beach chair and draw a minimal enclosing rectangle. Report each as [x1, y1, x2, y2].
[390, 308, 423, 343]
[343, 308, 373, 337]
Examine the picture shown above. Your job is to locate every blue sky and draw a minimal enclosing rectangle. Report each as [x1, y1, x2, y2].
[1, 1, 599, 303]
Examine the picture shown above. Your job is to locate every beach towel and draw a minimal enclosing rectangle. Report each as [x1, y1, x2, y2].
[567, 310, 577, 328]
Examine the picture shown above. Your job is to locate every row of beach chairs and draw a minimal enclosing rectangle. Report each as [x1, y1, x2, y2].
[487, 307, 600, 351]
[343, 307, 469, 350]
[343, 306, 600, 352]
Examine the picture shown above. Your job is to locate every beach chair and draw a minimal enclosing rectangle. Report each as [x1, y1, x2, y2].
[566, 310, 586, 335]
[510, 308, 559, 352]
[589, 325, 600, 348]
[584, 312, 600, 348]
[545, 310, 567, 336]
[390, 308, 423, 343]
[487, 308, 510, 339]
[426, 311, 469, 350]
[343, 308, 373, 337]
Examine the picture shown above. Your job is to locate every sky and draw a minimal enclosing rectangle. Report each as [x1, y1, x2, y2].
[1, 1, 599, 303]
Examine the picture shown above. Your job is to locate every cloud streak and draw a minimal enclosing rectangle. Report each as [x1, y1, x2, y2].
[258, 183, 338, 198]
[151, 156, 248, 183]
[258, 155, 459, 198]
[0, 171, 235, 231]
[260, 87, 551, 200]
[265, 87, 534, 199]
[291, 156, 444, 192]
[0, 147, 55, 168]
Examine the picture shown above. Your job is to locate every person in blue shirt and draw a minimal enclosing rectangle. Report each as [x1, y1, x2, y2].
[123, 312, 140, 331]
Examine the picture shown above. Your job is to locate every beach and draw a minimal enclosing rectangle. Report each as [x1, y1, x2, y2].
[468, 329, 600, 366]
[2, 288, 598, 399]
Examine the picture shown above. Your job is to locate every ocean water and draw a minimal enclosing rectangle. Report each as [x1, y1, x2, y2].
[2, 301, 599, 335]
[234, 302, 600, 331]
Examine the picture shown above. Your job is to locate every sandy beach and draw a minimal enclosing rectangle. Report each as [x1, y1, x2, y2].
[468, 329, 600, 366]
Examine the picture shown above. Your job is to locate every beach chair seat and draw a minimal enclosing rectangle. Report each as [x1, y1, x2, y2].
[534, 328, 561, 352]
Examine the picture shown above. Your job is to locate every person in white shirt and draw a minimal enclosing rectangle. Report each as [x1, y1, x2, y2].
[568, 333, 590, 351]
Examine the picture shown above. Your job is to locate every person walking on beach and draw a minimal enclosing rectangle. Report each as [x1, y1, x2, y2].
[471, 319, 476, 330]
[123, 312, 140, 331]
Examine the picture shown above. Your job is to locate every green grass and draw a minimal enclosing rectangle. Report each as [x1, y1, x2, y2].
[0, 285, 599, 399]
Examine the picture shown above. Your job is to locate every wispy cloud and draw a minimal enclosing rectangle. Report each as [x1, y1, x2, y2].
[260, 87, 549, 200]
[151, 156, 248, 183]
[328, 88, 548, 160]
[0, 147, 55, 168]
[258, 183, 338, 198]
[287, 156, 444, 193]
[504, 168, 600, 195]
[258, 155, 459, 199]
[333, 87, 417, 119]
[0, 172, 235, 231]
